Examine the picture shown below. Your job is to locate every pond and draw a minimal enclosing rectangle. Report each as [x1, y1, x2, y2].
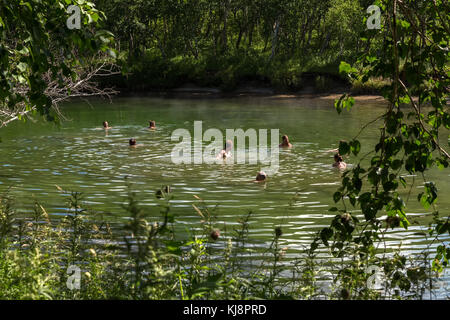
[0, 96, 449, 274]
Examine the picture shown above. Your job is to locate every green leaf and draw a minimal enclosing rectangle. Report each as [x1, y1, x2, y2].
[339, 141, 350, 155]
[391, 159, 403, 170]
[334, 94, 354, 114]
[320, 228, 334, 246]
[400, 20, 410, 29]
[339, 61, 352, 74]
[350, 140, 361, 156]
[333, 191, 342, 203]
[17, 62, 28, 72]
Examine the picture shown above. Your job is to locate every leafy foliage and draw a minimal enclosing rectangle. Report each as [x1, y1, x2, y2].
[0, 185, 445, 300]
[0, 0, 114, 126]
[313, 0, 449, 299]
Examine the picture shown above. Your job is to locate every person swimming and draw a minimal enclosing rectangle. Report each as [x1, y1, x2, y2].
[103, 121, 111, 129]
[255, 171, 267, 182]
[279, 135, 293, 148]
[217, 140, 233, 159]
[148, 120, 156, 129]
[129, 138, 144, 148]
[333, 153, 347, 170]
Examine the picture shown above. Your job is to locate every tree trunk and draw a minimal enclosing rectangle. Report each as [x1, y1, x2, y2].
[270, 19, 280, 60]
[236, 27, 243, 49]
[221, 0, 230, 52]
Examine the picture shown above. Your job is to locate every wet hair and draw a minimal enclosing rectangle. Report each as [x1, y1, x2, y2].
[280, 135, 291, 147]
[149, 120, 156, 128]
[103, 121, 109, 128]
[334, 153, 343, 162]
[256, 171, 267, 181]
[129, 138, 137, 146]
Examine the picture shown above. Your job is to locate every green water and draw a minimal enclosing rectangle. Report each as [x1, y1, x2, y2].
[0, 96, 449, 256]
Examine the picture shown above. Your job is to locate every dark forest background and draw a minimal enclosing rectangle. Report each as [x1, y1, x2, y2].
[94, 0, 385, 93]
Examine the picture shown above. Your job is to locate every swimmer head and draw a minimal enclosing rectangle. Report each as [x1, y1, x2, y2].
[256, 171, 267, 182]
[334, 153, 343, 162]
[149, 120, 156, 129]
[103, 121, 109, 128]
[129, 138, 137, 146]
[279, 135, 292, 148]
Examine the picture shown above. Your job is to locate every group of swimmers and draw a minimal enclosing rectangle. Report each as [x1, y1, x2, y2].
[103, 120, 156, 147]
[102, 120, 347, 181]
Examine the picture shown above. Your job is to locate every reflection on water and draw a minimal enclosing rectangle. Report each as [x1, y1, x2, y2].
[0, 97, 449, 292]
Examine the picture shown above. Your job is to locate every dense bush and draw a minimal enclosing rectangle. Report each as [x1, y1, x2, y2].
[0, 185, 445, 300]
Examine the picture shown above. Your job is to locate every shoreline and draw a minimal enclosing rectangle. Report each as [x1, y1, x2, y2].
[113, 86, 388, 103]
